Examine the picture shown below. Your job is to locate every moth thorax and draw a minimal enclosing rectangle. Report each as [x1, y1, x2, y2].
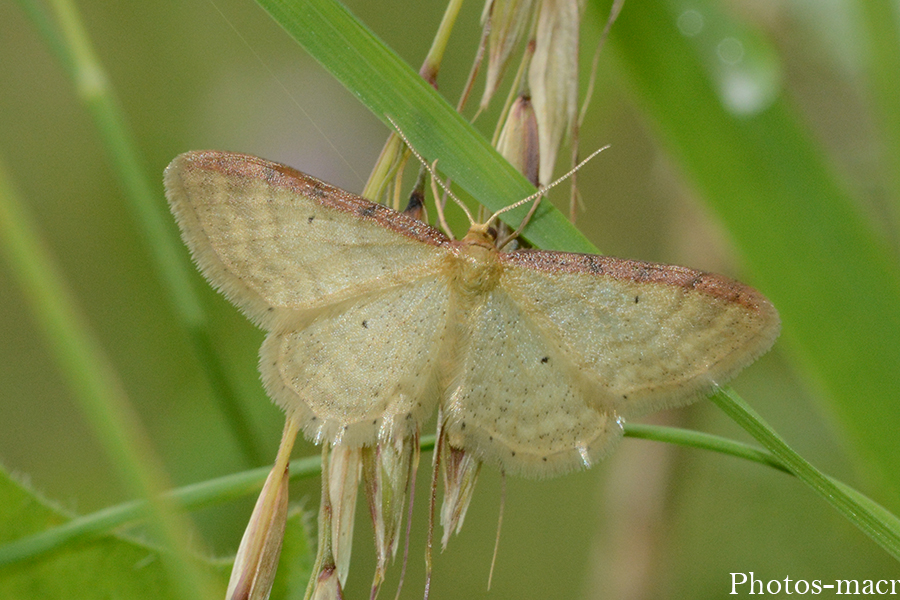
[453, 240, 502, 294]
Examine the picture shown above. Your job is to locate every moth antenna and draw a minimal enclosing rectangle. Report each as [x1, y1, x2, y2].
[385, 115, 476, 226]
[487, 144, 611, 235]
[487, 470, 506, 590]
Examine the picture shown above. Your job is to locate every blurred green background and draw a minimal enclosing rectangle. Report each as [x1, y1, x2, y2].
[1, 0, 898, 598]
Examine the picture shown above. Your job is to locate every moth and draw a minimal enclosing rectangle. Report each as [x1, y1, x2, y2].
[164, 150, 779, 477]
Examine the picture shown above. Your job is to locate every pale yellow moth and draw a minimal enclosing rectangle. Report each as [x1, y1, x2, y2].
[164, 150, 779, 478]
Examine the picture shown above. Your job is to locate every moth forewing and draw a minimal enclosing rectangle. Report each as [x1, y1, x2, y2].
[164, 151, 451, 330]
